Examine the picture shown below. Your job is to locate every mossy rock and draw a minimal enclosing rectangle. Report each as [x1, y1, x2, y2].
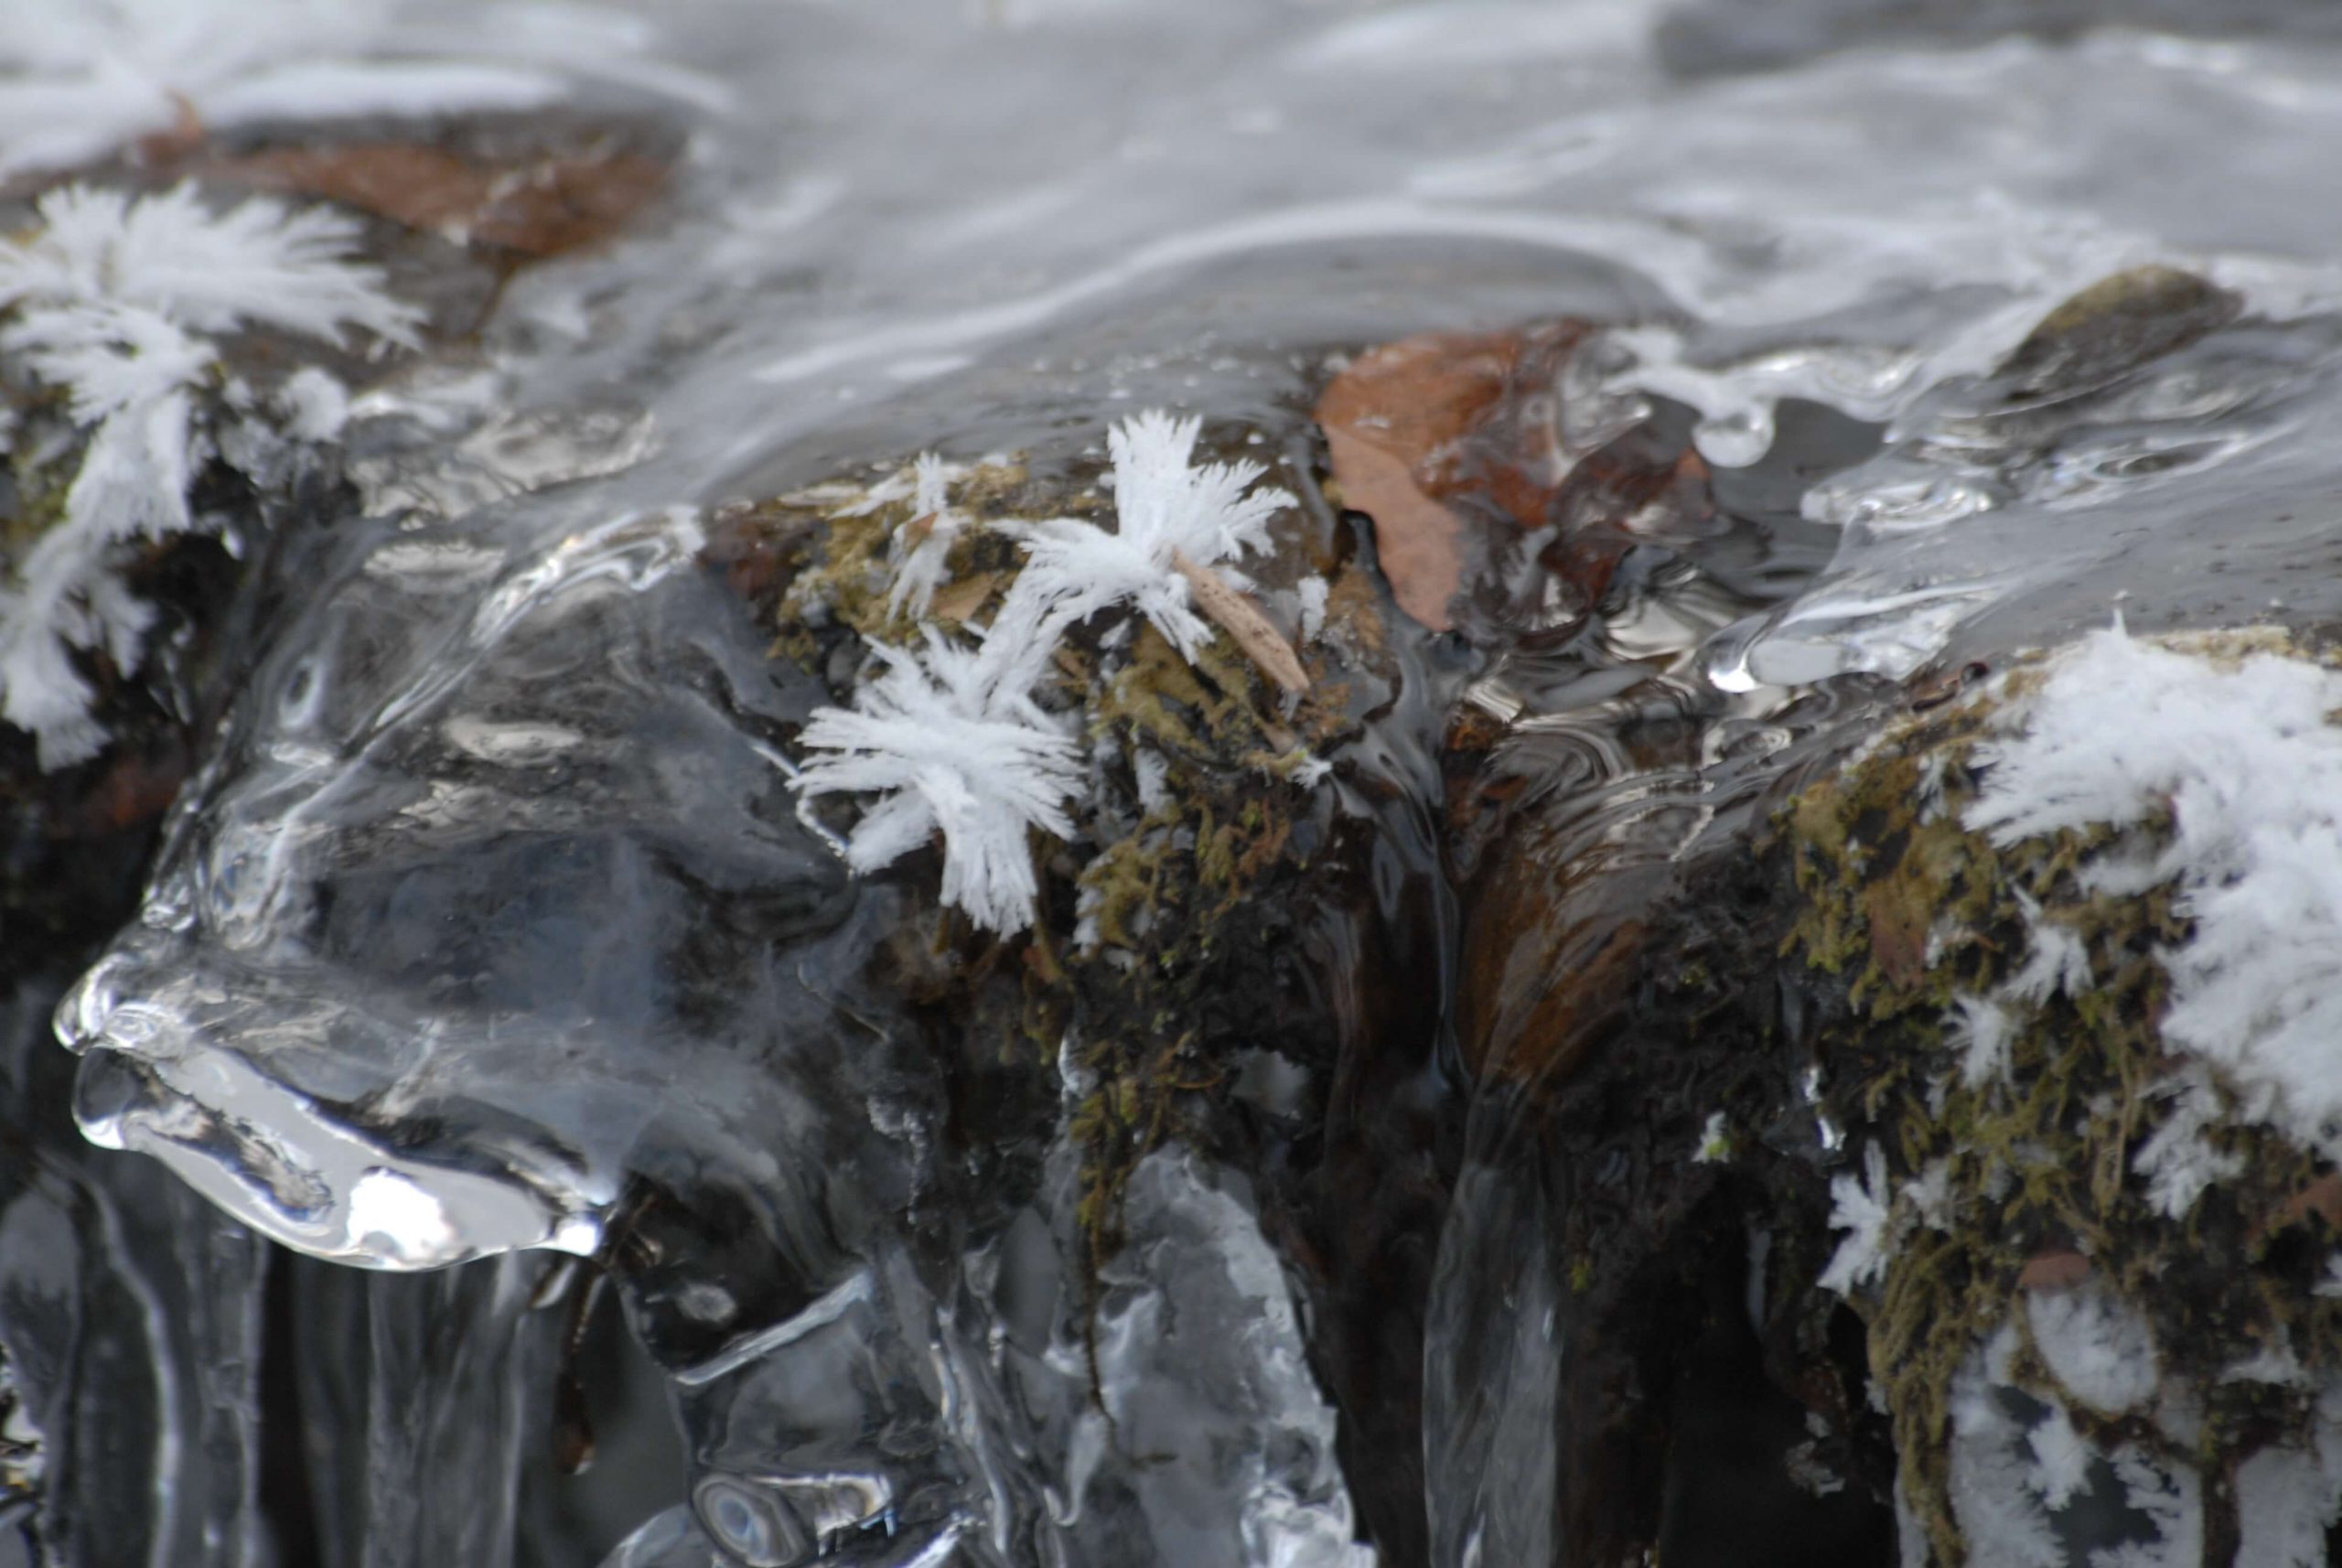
[1773, 643, 2342, 1565]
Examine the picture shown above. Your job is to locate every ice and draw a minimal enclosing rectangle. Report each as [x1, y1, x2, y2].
[15, 0, 2342, 1563]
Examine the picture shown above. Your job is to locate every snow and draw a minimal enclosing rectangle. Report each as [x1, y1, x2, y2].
[994, 410, 1294, 662]
[794, 629, 1084, 935]
[0, 183, 414, 768]
[1966, 625, 2342, 1160]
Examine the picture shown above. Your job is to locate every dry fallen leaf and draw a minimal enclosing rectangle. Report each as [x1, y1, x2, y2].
[927, 571, 1002, 626]
[1314, 323, 1588, 631]
[2017, 1250, 2093, 1292]
[214, 141, 667, 258]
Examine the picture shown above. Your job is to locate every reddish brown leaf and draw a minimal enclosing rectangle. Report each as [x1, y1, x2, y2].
[1315, 323, 1594, 631]
[2278, 1173, 2342, 1232]
[215, 142, 667, 258]
[2018, 1251, 2093, 1292]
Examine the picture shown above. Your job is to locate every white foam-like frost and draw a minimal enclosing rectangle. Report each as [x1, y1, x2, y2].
[1967, 626, 2342, 1159]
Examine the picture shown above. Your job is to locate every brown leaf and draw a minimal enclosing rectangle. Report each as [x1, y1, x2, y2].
[2018, 1251, 2092, 1292]
[927, 571, 1002, 626]
[1314, 323, 1587, 631]
[2276, 1173, 2342, 1233]
[214, 142, 667, 258]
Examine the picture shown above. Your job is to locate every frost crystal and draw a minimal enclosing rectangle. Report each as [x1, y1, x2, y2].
[2132, 1069, 2242, 1219]
[0, 0, 567, 177]
[1967, 625, 2342, 1159]
[995, 410, 1294, 660]
[0, 183, 417, 768]
[1947, 993, 2014, 1089]
[1819, 1142, 1896, 1296]
[885, 452, 962, 618]
[795, 630, 1083, 935]
[2003, 887, 2090, 1004]
[2025, 1284, 2158, 1416]
[2024, 1404, 2092, 1512]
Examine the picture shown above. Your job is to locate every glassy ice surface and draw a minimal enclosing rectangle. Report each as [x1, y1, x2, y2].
[15, 0, 2342, 1564]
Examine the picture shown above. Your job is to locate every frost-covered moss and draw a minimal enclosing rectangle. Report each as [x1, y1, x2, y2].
[722, 428, 1374, 1297]
[1777, 631, 2342, 1564]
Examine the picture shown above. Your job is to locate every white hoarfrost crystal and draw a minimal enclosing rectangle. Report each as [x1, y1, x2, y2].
[1819, 1141, 1896, 1296]
[1946, 1328, 2065, 1568]
[2025, 1284, 2159, 1416]
[795, 629, 1083, 935]
[886, 452, 963, 618]
[0, 0, 565, 177]
[1948, 993, 2014, 1090]
[0, 182, 418, 768]
[1966, 625, 2342, 1162]
[2023, 1403, 2092, 1512]
[995, 409, 1294, 661]
[2132, 1069, 2244, 1220]
[2003, 886, 2091, 1005]
[0, 183, 419, 346]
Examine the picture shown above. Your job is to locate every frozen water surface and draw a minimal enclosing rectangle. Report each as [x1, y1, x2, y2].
[11, 0, 2342, 1564]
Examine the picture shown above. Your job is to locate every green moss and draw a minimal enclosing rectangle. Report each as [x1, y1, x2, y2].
[1775, 674, 2342, 1565]
[735, 443, 1357, 1360]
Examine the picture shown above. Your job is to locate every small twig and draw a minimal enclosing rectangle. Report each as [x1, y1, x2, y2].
[1167, 548, 1309, 694]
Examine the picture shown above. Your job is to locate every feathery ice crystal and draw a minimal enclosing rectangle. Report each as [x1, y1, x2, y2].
[1966, 624, 2342, 1160]
[795, 630, 1083, 935]
[801, 410, 1304, 932]
[0, 0, 565, 177]
[885, 452, 963, 618]
[994, 410, 1294, 659]
[0, 182, 419, 768]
